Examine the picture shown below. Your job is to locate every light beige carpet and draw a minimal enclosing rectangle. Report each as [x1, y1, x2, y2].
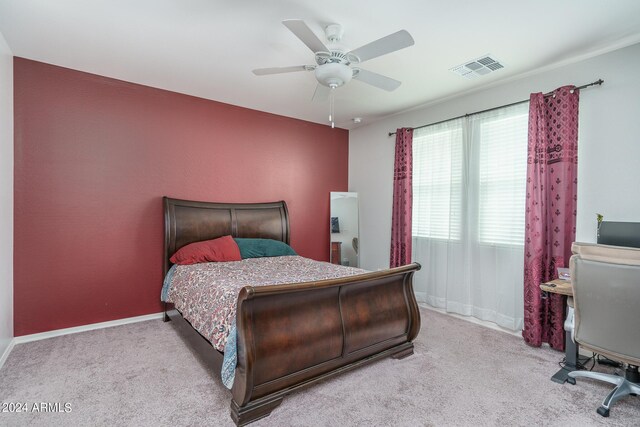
[1, 307, 638, 426]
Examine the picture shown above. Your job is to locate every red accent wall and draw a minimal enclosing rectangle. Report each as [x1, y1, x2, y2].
[13, 58, 348, 336]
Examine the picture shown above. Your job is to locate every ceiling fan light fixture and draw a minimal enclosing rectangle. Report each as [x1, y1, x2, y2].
[314, 63, 353, 87]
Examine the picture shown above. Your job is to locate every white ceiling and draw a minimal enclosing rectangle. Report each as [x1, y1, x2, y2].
[1, 0, 640, 130]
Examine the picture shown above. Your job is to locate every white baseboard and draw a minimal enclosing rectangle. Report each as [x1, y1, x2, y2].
[0, 312, 165, 370]
[1, 313, 164, 370]
[13, 312, 164, 345]
[0, 338, 16, 370]
[419, 303, 522, 337]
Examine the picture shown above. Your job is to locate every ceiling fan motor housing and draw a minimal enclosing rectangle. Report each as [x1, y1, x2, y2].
[315, 62, 353, 87]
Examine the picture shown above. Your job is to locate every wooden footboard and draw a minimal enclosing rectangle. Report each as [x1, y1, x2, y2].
[230, 262, 421, 425]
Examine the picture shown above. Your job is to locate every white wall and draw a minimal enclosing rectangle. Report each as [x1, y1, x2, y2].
[350, 43, 640, 271]
[0, 31, 13, 364]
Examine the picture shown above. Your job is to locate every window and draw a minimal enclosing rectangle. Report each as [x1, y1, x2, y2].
[477, 111, 529, 245]
[412, 103, 529, 246]
[412, 121, 463, 240]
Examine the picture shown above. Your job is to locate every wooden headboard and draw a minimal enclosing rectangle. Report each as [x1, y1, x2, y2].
[163, 197, 290, 275]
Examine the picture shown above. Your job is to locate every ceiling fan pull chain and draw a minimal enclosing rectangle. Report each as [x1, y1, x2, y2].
[329, 86, 335, 128]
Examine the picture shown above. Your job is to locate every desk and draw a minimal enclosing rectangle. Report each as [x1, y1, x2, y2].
[540, 279, 572, 296]
[540, 279, 579, 384]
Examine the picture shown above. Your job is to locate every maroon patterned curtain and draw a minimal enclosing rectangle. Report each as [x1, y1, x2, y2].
[390, 128, 413, 268]
[522, 86, 579, 350]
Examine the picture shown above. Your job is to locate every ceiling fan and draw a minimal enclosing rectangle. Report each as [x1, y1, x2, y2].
[253, 20, 414, 125]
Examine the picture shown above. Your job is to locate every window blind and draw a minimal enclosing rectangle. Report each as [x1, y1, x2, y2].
[412, 103, 528, 246]
[477, 112, 528, 245]
[412, 123, 463, 240]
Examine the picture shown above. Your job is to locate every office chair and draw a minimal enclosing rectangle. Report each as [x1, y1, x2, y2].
[568, 242, 640, 417]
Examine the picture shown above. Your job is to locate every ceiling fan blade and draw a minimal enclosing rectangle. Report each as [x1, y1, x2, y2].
[348, 30, 414, 63]
[252, 65, 310, 75]
[282, 19, 329, 53]
[353, 68, 401, 91]
[311, 84, 330, 102]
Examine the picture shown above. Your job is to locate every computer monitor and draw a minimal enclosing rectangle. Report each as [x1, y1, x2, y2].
[597, 221, 640, 249]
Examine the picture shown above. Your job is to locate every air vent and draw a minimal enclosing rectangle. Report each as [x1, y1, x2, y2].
[450, 54, 505, 79]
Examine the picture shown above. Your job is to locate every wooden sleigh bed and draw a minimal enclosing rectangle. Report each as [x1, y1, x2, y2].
[162, 197, 421, 425]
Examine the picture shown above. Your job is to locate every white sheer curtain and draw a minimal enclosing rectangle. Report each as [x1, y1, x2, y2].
[412, 102, 529, 331]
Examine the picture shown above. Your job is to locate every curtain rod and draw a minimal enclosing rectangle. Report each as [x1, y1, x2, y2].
[388, 78, 604, 137]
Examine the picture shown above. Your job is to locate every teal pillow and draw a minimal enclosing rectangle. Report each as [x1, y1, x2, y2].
[233, 238, 297, 259]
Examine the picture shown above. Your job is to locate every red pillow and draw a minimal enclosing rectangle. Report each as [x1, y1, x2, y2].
[170, 235, 242, 265]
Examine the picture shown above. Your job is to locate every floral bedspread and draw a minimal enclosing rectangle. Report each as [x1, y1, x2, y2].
[161, 256, 367, 387]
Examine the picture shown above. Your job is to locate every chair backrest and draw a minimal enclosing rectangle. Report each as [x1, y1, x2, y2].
[570, 242, 640, 366]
